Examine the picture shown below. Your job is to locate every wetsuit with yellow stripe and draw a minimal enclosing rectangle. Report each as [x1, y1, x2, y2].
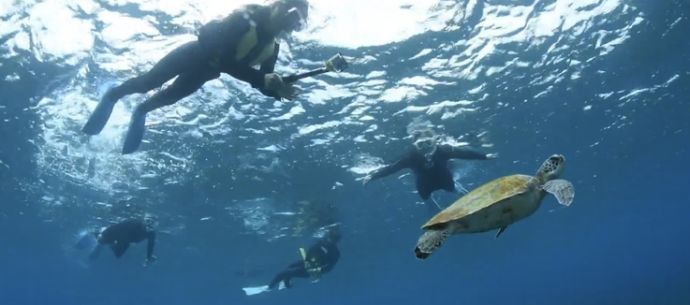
[82, 3, 298, 154]
[198, 4, 282, 98]
[268, 238, 340, 289]
[101, 4, 283, 118]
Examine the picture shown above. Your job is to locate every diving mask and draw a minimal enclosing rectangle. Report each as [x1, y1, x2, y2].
[414, 138, 438, 168]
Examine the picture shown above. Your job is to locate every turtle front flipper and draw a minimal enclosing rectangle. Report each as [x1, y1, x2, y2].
[542, 179, 575, 206]
[414, 229, 450, 259]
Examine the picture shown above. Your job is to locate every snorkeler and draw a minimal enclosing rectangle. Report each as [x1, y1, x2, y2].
[89, 218, 157, 265]
[363, 131, 496, 205]
[269, 228, 341, 288]
[243, 228, 341, 295]
[82, 0, 311, 154]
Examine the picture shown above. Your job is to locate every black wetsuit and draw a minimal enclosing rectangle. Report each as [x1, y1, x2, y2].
[369, 145, 489, 200]
[106, 4, 281, 113]
[92, 219, 156, 261]
[268, 238, 340, 289]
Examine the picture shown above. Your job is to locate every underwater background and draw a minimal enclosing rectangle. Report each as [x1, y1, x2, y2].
[1, 0, 689, 304]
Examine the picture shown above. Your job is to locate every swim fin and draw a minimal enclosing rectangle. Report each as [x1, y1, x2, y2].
[242, 282, 285, 296]
[82, 89, 118, 135]
[121, 111, 146, 154]
[242, 285, 270, 296]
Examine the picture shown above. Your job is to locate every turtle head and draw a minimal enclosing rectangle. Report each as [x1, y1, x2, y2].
[415, 226, 450, 260]
[537, 154, 565, 181]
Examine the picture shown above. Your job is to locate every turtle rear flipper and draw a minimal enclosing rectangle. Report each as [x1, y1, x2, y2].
[543, 179, 574, 206]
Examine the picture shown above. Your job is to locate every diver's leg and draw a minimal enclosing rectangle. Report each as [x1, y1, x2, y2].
[287, 262, 310, 280]
[269, 262, 307, 289]
[115, 42, 202, 94]
[121, 69, 219, 154]
[417, 181, 441, 213]
[83, 42, 200, 135]
[89, 243, 103, 260]
[268, 270, 290, 289]
[454, 182, 469, 194]
[422, 180, 464, 212]
[424, 195, 443, 215]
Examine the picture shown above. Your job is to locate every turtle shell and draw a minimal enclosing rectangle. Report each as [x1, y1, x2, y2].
[422, 174, 533, 229]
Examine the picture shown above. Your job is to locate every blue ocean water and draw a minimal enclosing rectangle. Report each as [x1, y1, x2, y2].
[1, 0, 689, 304]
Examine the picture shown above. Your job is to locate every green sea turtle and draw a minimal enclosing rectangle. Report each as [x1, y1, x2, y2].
[414, 154, 574, 259]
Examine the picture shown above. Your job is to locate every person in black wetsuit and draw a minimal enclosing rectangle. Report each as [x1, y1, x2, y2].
[268, 228, 341, 289]
[82, 0, 310, 154]
[89, 218, 157, 265]
[363, 133, 496, 204]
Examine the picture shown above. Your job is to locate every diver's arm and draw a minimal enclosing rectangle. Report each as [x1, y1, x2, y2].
[224, 66, 282, 99]
[444, 146, 490, 160]
[306, 241, 327, 259]
[319, 244, 339, 272]
[225, 66, 267, 89]
[256, 43, 281, 98]
[229, 43, 281, 98]
[221, 42, 280, 98]
[146, 231, 156, 261]
[260, 42, 280, 74]
[369, 156, 411, 181]
[323, 248, 340, 272]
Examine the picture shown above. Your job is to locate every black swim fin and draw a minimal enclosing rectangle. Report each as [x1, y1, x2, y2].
[82, 90, 118, 135]
[111, 241, 130, 258]
[121, 111, 146, 154]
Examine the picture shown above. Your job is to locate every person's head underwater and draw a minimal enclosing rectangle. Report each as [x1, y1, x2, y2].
[143, 213, 158, 230]
[412, 129, 440, 168]
[267, 0, 309, 35]
[323, 227, 342, 244]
